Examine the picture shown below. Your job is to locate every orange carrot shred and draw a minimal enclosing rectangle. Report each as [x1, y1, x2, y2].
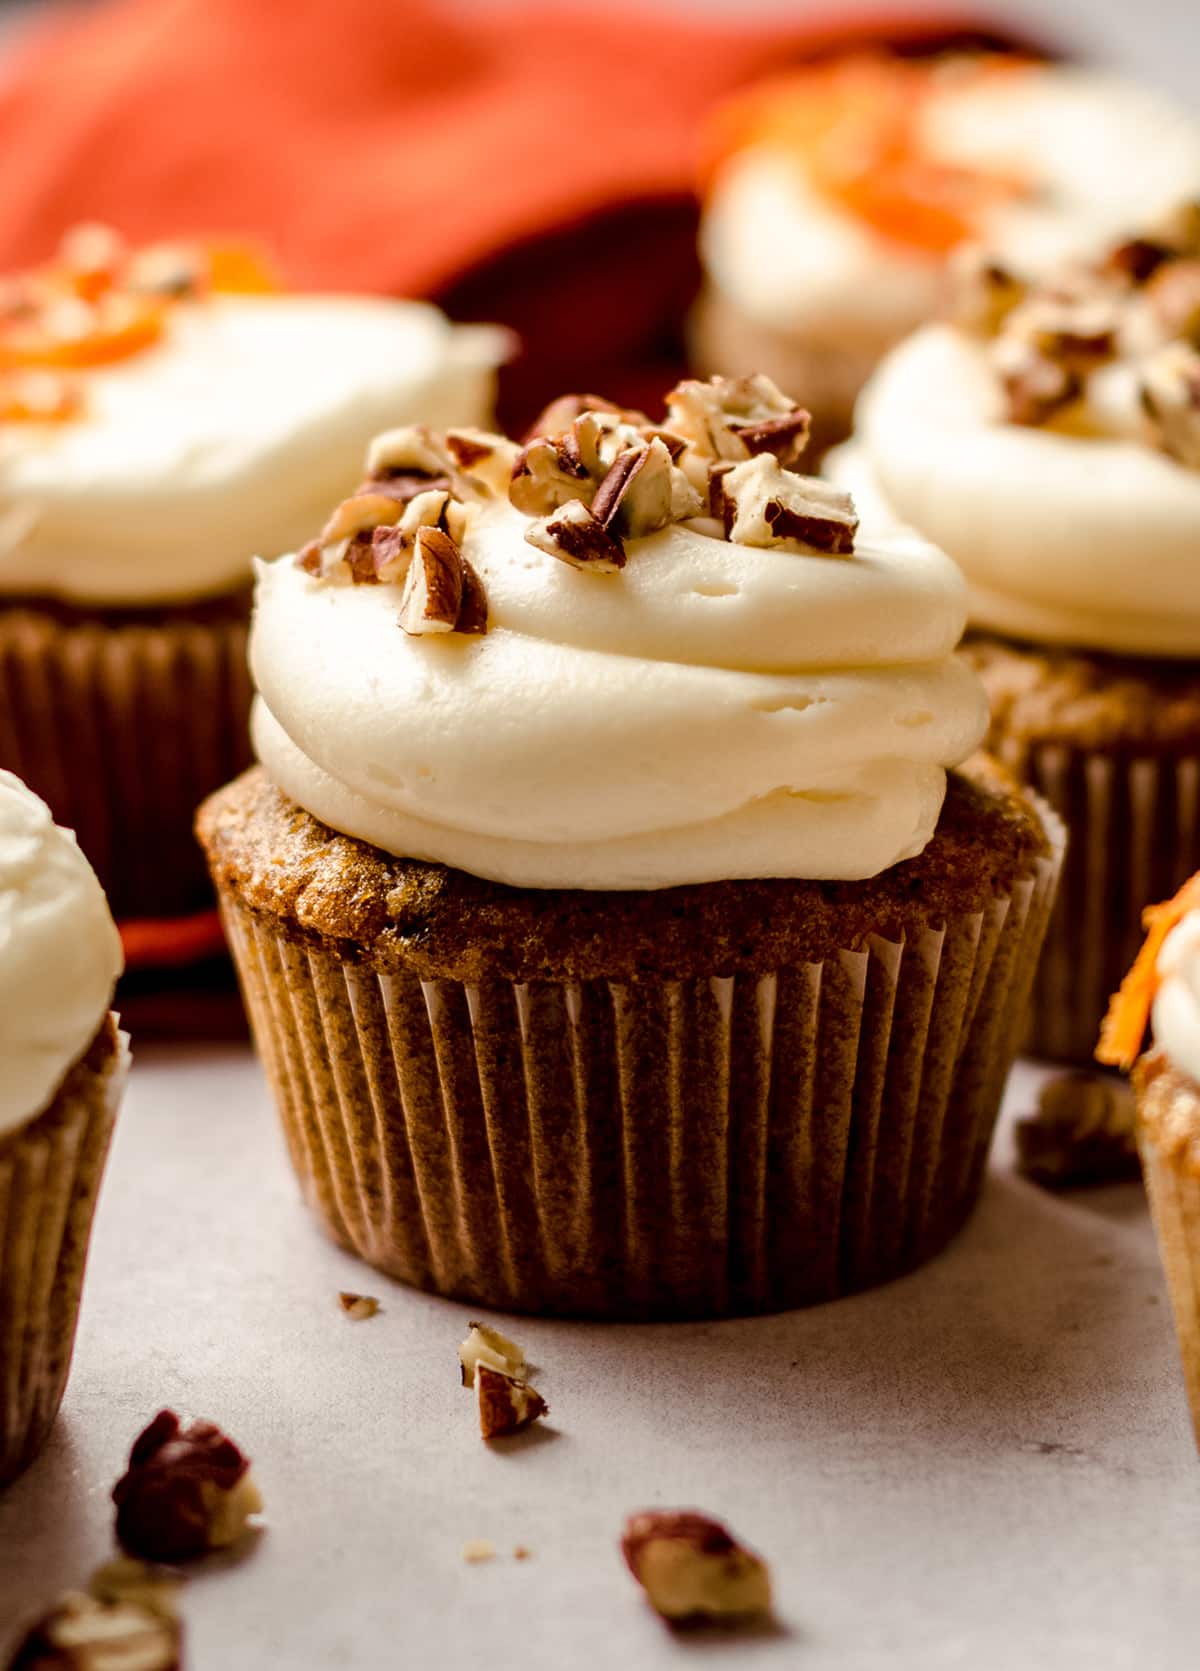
[1096, 875, 1200, 1069]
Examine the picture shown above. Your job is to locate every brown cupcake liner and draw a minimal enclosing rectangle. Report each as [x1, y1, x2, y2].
[993, 742, 1200, 1064]
[1139, 1139, 1200, 1450]
[0, 1015, 127, 1486]
[0, 602, 253, 920]
[217, 800, 1063, 1320]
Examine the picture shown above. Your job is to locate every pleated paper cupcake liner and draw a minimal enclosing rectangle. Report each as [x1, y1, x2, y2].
[0, 1015, 127, 1486]
[217, 800, 1063, 1320]
[1139, 1137, 1200, 1450]
[991, 741, 1200, 1064]
[0, 604, 253, 921]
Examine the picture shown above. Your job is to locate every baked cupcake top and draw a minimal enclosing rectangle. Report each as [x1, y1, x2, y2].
[841, 205, 1200, 657]
[0, 770, 123, 1136]
[0, 226, 508, 607]
[701, 58, 1200, 349]
[249, 375, 986, 890]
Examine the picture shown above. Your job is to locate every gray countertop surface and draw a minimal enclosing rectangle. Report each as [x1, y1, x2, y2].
[1, 1048, 1195, 1668]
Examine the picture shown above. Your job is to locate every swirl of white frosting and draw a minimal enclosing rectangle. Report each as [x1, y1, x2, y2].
[702, 66, 1200, 344]
[1154, 912, 1200, 1087]
[250, 498, 987, 890]
[0, 297, 507, 606]
[851, 324, 1200, 657]
[0, 771, 123, 1137]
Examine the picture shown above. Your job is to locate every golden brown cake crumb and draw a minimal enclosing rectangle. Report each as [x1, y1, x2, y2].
[197, 757, 1049, 984]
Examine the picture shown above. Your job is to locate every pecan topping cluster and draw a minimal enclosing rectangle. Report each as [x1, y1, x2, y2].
[112, 1410, 263, 1563]
[295, 424, 515, 635]
[513, 374, 853, 564]
[955, 201, 1200, 465]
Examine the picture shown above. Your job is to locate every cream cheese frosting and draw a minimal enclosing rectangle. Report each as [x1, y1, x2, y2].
[850, 324, 1200, 657]
[702, 66, 1200, 343]
[0, 297, 507, 606]
[1153, 912, 1200, 1088]
[0, 770, 123, 1137]
[250, 495, 986, 890]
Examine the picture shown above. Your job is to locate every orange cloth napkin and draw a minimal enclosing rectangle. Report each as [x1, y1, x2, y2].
[0, 0, 1046, 420]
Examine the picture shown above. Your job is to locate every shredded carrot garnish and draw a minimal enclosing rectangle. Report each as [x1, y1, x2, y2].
[0, 229, 281, 423]
[1096, 875, 1200, 1069]
[701, 55, 1029, 257]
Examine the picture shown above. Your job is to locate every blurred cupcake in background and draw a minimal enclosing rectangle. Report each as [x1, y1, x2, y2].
[830, 206, 1200, 1063]
[1098, 876, 1200, 1447]
[693, 54, 1200, 450]
[0, 225, 509, 921]
[0, 769, 126, 1484]
[199, 374, 1062, 1320]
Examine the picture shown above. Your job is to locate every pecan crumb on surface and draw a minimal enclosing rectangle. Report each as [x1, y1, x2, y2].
[338, 1291, 380, 1321]
[476, 1363, 549, 1440]
[459, 1321, 527, 1387]
[461, 1540, 496, 1565]
[1015, 1071, 1140, 1190]
[621, 1510, 773, 1626]
[6, 1591, 182, 1671]
[513, 1546, 533, 1561]
[112, 1410, 263, 1563]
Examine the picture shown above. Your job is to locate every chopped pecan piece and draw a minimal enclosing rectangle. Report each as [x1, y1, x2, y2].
[949, 246, 1028, 335]
[455, 556, 490, 635]
[621, 1511, 772, 1625]
[476, 1364, 549, 1440]
[1140, 341, 1200, 467]
[526, 499, 626, 571]
[1015, 1071, 1140, 1190]
[338, 1291, 380, 1320]
[665, 374, 811, 484]
[509, 430, 592, 515]
[319, 491, 403, 546]
[1144, 258, 1200, 348]
[112, 1410, 262, 1563]
[399, 527, 466, 635]
[523, 392, 649, 441]
[366, 425, 458, 483]
[443, 427, 521, 495]
[591, 438, 702, 539]
[719, 455, 857, 554]
[1104, 236, 1172, 287]
[459, 1321, 528, 1387]
[994, 338, 1082, 427]
[1006, 295, 1120, 368]
[6, 1592, 182, 1671]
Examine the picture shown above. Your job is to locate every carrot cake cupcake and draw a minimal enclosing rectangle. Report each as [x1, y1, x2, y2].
[0, 226, 508, 919]
[695, 56, 1200, 448]
[831, 208, 1200, 1062]
[1099, 876, 1200, 1447]
[0, 769, 126, 1483]
[198, 375, 1063, 1319]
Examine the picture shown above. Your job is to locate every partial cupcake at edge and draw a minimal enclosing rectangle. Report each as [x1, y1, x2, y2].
[830, 203, 1200, 1064]
[0, 225, 508, 921]
[197, 374, 1064, 1321]
[0, 769, 125, 1484]
[694, 50, 1200, 450]
[1099, 875, 1200, 1447]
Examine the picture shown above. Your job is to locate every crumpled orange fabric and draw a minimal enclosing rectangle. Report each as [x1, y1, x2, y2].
[0, 0, 1041, 421]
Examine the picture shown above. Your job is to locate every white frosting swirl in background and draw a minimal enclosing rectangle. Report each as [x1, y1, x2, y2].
[0, 770, 123, 1137]
[0, 297, 507, 606]
[701, 66, 1200, 344]
[851, 325, 1200, 656]
[251, 500, 987, 890]
[1154, 912, 1200, 1087]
